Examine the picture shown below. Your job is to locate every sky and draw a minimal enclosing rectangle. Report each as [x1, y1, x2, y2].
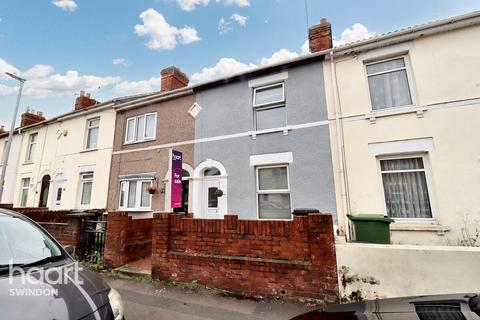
[0, 0, 479, 127]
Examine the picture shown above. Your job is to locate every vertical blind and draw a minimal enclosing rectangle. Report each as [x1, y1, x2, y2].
[381, 157, 432, 219]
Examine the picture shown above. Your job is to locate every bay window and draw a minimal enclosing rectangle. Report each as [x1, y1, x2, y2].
[119, 180, 152, 210]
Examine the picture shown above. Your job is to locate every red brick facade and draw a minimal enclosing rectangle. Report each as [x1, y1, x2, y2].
[151, 213, 339, 303]
[104, 212, 153, 268]
[309, 18, 333, 53]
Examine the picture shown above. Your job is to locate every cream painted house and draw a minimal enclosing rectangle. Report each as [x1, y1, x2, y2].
[0, 130, 23, 204]
[324, 11, 480, 245]
[13, 94, 117, 210]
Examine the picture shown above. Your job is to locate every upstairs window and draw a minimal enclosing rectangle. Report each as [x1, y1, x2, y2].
[125, 113, 157, 143]
[85, 118, 100, 150]
[253, 83, 286, 131]
[366, 57, 413, 110]
[26, 133, 38, 162]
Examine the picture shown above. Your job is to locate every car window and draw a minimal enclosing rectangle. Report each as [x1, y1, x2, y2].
[0, 214, 63, 265]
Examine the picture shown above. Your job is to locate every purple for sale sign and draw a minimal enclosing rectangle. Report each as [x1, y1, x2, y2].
[170, 150, 183, 209]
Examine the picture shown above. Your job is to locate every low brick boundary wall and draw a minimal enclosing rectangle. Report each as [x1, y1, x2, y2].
[151, 213, 339, 304]
[104, 212, 153, 268]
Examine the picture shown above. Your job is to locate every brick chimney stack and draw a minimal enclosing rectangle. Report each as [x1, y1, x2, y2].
[161, 66, 189, 92]
[75, 91, 98, 111]
[20, 108, 46, 127]
[308, 18, 333, 53]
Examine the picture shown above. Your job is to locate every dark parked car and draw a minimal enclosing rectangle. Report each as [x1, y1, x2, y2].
[0, 208, 124, 320]
[292, 293, 480, 319]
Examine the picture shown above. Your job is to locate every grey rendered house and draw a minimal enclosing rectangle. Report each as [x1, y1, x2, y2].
[190, 20, 336, 220]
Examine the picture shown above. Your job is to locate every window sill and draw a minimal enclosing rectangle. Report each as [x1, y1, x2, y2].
[123, 139, 155, 146]
[390, 222, 450, 233]
[22, 161, 34, 165]
[365, 105, 428, 124]
[250, 127, 291, 140]
[118, 208, 152, 212]
[80, 148, 98, 153]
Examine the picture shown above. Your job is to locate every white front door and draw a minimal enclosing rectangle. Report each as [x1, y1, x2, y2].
[202, 178, 226, 219]
[52, 181, 64, 210]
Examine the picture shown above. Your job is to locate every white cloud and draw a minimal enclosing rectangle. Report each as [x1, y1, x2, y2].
[173, 0, 249, 10]
[334, 23, 374, 47]
[176, 0, 209, 11]
[0, 57, 121, 99]
[260, 49, 298, 66]
[219, 0, 250, 7]
[218, 14, 247, 35]
[114, 76, 161, 94]
[231, 13, 247, 26]
[112, 58, 126, 66]
[51, 0, 78, 11]
[191, 58, 256, 83]
[301, 39, 309, 55]
[23, 64, 55, 79]
[135, 9, 200, 51]
[218, 18, 232, 35]
[0, 58, 20, 80]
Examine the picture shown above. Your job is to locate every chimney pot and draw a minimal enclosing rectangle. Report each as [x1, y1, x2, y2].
[74, 92, 98, 111]
[161, 66, 189, 92]
[308, 17, 333, 53]
[20, 108, 46, 127]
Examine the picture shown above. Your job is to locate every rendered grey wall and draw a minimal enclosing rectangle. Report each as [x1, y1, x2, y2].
[194, 60, 337, 220]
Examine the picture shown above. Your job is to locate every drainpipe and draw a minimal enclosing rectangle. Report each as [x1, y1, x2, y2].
[329, 51, 351, 241]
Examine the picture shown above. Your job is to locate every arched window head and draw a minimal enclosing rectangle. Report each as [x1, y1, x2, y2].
[204, 168, 220, 176]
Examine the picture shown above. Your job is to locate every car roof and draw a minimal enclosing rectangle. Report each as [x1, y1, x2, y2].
[0, 208, 26, 219]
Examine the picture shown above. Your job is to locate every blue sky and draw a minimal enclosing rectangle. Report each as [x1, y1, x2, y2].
[0, 0, 479, 127]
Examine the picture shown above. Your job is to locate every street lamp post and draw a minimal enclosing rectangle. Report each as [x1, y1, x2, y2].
[0, 72, 26, 202]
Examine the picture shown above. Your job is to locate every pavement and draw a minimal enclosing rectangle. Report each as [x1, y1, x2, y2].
[102, 274, 315, 320]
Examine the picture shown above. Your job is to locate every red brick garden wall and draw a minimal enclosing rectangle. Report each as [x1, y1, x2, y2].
[104, 212, 153, 268]
[151, 213, 339, 304]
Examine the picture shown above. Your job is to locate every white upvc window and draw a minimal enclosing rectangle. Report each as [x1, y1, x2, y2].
[366, 56, 414, 110]
[124, 113, 157, 144]
[256, 165, 291, 219]
[379, 155, 434, 219]
[19, 177, 30, 207]
[79, 172, 94, 207]
[85, 117, 100, 150]
[253, 83, 286, 131]
[119, 180, 152, 210]
[26, 133, 38, 162]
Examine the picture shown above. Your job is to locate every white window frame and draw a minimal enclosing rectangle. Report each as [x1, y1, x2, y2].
[119, 179, 153, 211]
[364, 55, 416, 112]
[377, 154, 436, 221]
[19, 177, 31, 207]
[78, 172, 94, 207]
[252, 83, 285, 107]
[255, 164, 292, 220]
[124, 113, 157, 144]
[84, 117, 100, 150]
[26, 133, 38, 162]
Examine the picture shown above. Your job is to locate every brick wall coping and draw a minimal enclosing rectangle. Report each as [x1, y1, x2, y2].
[39, 222, 69, 226]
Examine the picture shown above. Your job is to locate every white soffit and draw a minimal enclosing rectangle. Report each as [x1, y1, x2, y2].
[248, 71, 288, 88]
[250, 152, 293, 166]
[368, 138, 434, 156]
[359, 41, 413, 62]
